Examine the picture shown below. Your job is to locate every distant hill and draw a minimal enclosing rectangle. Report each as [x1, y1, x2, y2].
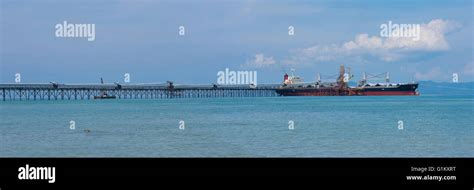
[417, 81, 473, 96]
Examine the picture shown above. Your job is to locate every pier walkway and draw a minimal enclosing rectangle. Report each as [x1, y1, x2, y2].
[0, 83, 281, 101]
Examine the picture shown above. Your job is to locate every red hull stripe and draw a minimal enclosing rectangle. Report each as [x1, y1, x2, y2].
[360, 91, 418, 96]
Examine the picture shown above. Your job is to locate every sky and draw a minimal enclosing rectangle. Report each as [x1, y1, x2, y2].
[1, 0, 473, 84]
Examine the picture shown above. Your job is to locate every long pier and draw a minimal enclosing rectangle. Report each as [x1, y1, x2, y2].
[0, 83, 281, 101]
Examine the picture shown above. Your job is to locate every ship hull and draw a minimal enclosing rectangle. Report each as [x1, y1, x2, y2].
[355, 83, 418, 96]
[275, 88, 349, 96]
[276, 84, 418, 96]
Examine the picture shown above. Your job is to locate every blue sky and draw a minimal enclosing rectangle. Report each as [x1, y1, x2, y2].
[1, 0, 473, 84]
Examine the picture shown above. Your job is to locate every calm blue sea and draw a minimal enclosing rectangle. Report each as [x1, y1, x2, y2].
[0, 95, 472, 157]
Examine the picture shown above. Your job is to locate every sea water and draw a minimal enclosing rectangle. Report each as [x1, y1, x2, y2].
[0, 95, 472, 157]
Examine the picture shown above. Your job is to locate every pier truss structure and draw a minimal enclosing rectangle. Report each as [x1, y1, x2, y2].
[0, 83, 280, 101]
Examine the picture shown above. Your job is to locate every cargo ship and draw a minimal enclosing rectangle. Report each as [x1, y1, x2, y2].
[275, 65, 419, 96]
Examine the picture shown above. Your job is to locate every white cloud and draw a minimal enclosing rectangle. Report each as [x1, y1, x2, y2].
[284, 19, 460, 65]
[243, 53, 276, 68]
[345, 19, 459, 51]
[414, 67, 442, 80]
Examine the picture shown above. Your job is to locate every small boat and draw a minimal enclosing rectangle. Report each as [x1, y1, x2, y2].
[94, 77, 116, 99]
[93, 94, 116, 99]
